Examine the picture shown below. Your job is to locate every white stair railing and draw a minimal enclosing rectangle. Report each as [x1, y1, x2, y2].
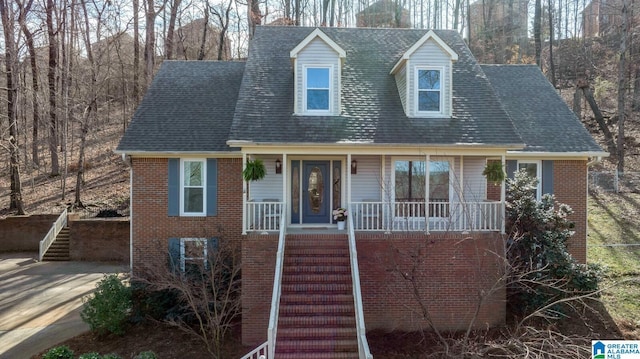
[267, 212, 287, 358]
[239, 341, 267, 359]
[39, 209, 68, 261]
[347, 208, 373, 359]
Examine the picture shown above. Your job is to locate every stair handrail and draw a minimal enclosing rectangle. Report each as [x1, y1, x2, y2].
[347, 207, 373, 359]
[39, 208, 68, 261]
[267, 207, 287, 359]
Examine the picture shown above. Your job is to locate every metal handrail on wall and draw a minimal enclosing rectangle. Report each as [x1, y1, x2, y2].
[347, 208, 373, 359]
[39, 209, 68, 261]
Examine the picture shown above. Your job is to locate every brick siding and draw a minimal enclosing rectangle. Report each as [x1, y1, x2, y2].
[130, 157, 244, 273]
[69, 218, 129, 263]
[553, 160, 588, 263]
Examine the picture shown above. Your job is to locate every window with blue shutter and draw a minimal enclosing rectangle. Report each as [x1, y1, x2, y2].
[168, 158, 217, 217]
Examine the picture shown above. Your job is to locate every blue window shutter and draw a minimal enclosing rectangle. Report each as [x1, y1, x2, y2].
[168, 237, 180, 271]
[207, 159, 218, 216]
[542, 160, 554, 194]
[506, 160, 517, 179]
[168, 159, 179, 216]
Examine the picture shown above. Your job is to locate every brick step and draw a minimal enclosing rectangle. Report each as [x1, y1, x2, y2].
[275, 351, 359, 359]
[278, 315, 356, 328]
[286, 240, 348, 248]
[277, 326, 357, 340]
[281, 283, 352, 294]
[275, 339, 359, 353]
[42, 253, 70, 261]
[279, 304, 355, 316]
[284, 256, 350, 266]
[283, 264, 351, 274]
[45, 248, 69, 254]
[285, 248, 349, 256]
[280, 293, 354, 305]
[282, 273, 351, 284]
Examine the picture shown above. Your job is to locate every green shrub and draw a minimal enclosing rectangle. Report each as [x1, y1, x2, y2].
[42, 345, 74, 359]
[78, 353, 101, 359]
[134, 351, 158, 359]
[81, 274, 132, 335]
[506, 170, 602, 316]
[130, 281, 181, 322]
[101, 354, 122, 359]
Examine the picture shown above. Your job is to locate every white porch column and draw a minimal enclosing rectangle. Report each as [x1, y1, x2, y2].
[501, 154, 506, 234]
[347, 153, 352, 207]
[282, 153, 287, 226]
[242, 153, 247, 235]
[425, 154, 430, 235]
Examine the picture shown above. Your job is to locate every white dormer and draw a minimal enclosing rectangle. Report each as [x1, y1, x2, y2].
[390, 30, 458, 118]
[290, 28, 345, 116]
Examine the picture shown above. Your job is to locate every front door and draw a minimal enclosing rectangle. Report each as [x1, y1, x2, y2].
[302, 161, 330, 223]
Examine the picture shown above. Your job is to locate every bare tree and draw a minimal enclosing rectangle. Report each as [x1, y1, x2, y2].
[137, 235, 242, 359]
[617, 0, 629, 174]
[165, 0, 182, 59]
[534, 0, 542, 67]
[209, 0, 234, 60]
[134, 0, 141, 104]
[144, 0, 168, 87]
[46, 0, 60, 176]
[0, 0, 26, 214]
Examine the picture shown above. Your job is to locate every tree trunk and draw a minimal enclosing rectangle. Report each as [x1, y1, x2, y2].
[547, 0, 556, 87]
[633, 62, 640, 112]
[165, 0, 181, 59]
[133, 0, 140, 104]
[0, 0, 26, 214]
[145, 0, 156, 87]
[617, 0, 629, 174]
[17, 0, 39, 166]
[573, 86, 582, 119]
[199, 9, 209, 60]
[579, 83, 617, 155]
[46, 0, 60, 176]
[534, 0, 542, 68]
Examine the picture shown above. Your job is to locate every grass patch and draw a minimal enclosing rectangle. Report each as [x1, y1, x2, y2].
[588, 191, 640, 325]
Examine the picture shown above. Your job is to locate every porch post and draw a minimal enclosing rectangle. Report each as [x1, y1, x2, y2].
[282, 153, 287, 226]
[347, 153, 352, 210]
[501, 154, 506, 234]
[425, 154, 430, 235]
[242, 153, 247, 235]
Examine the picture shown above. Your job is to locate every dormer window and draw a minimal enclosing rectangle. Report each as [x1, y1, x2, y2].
[417, 68, 442, 113]
[305, 66, 331, 111]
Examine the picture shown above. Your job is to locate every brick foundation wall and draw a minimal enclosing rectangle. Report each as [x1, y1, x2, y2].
[69, 218, 129, 263]
[357, 232, 506, 332]
[130, 157, 244, 273]
[241, 233, 278, 346]
[553, 160, 588, 263]
[0, 214, 59, 251]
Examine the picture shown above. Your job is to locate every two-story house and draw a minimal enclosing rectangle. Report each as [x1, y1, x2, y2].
[117, 26, 606, 358]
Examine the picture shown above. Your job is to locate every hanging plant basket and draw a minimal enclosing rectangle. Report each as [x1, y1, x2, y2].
[483, 161, 506, 184]
[243, 159, 266, 182]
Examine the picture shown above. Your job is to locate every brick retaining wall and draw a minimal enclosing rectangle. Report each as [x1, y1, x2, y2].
[0, 214, 59, 252]
[69, 218, 130, 263]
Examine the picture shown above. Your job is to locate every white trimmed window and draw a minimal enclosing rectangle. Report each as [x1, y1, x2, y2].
[517, 160, 542, 199]
[180, 238, 208, 272]
[180, 159, 206, 216]
[304, 66, 332, 112]
[415, 67, 443, 115]
[393, 158, 452, 217]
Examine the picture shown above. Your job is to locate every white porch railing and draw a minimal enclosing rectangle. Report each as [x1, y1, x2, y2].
[351, 201, 503, 232]
[239, 341, 267, 359]
[246, 201, 283, 232]
[347, 208, 373, 359]
[39, 209, 68, 261]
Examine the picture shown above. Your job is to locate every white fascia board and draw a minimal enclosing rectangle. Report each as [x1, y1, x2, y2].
[116, 150, 242, 158]
[290, 28, 346, 59]
[506, 150, 610, 159]
[390, 30, 458, 75]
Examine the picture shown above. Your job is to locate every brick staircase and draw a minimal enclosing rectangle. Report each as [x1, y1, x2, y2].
[42, 227, 71, 261]
[275, 234, 359, 359]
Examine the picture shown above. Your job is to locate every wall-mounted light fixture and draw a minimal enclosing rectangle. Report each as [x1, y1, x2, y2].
[351, 159, 357, 175]
[275, 158, 282, 174]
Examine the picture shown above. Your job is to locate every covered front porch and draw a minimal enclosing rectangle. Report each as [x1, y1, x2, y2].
[241, 150, 506, 234]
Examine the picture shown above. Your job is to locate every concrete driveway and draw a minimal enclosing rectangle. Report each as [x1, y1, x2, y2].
[0, 253, 128, 359]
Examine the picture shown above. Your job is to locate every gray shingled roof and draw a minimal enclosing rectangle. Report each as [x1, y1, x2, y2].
[481, 65, 605, 154]
[228, 26, 524, 147]
[116, 60, 245, 153]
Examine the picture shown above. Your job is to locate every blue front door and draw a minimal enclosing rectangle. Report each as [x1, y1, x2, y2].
[302, 161, 330, 223]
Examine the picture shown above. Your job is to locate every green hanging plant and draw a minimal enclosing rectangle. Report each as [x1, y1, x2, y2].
[243, 159, 266, 182]
[483, 161, 506, 184]
[243, 159, 266, 200]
